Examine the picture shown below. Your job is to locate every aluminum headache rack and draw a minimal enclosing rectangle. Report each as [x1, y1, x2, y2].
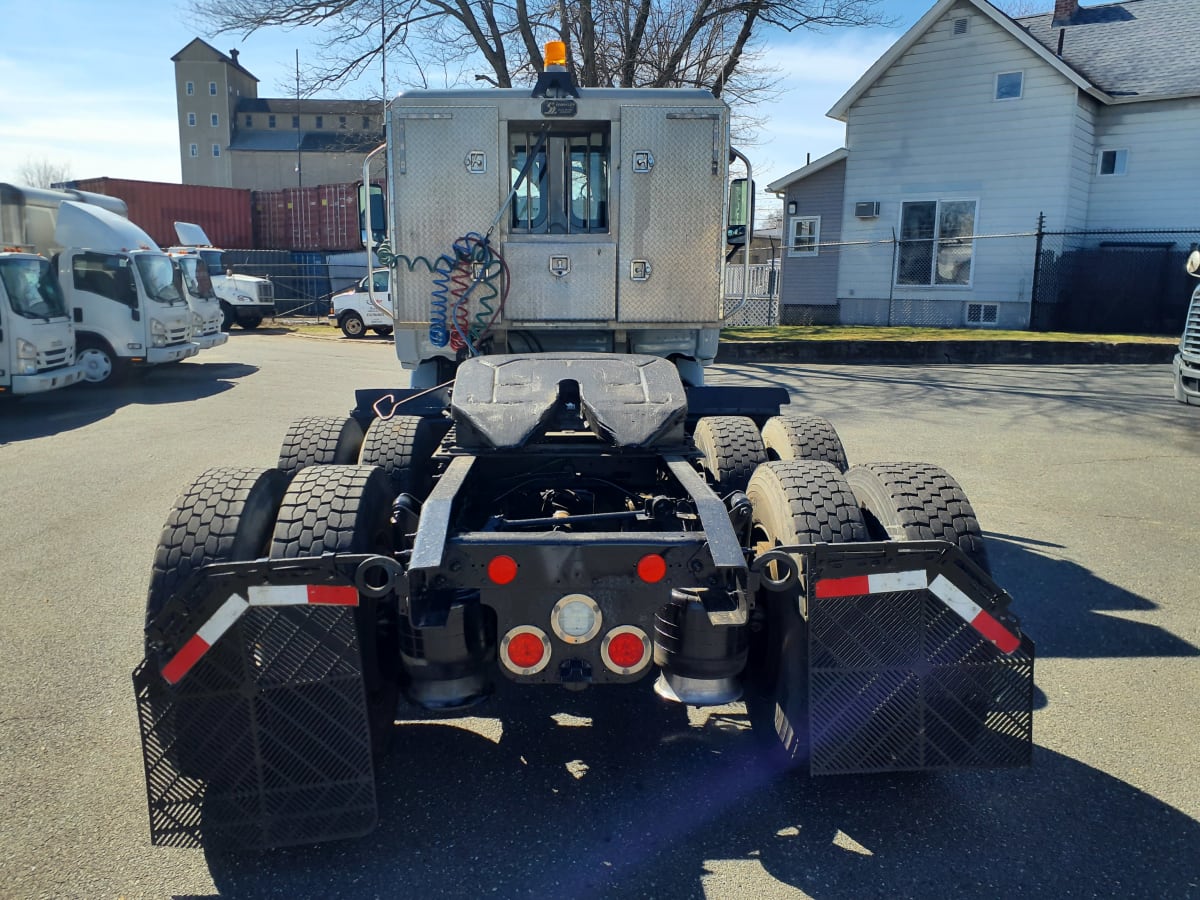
[133, 542, 1033, 849]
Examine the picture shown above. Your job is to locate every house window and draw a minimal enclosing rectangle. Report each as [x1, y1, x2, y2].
[787, 216, 820, 257]
[339, 115, 347, 128]
[185, 81, 194, 96]
[316, 115, 323, 128]
[897, 199, 977, 286]
[268, 115, 276, 128]
[1098, 149, 1128, 176]
[362, 116, 370, 129]
[995, 71, 1023, 100]
[211, 113, 219, 127]
[187, 112, 196, 127]
[212, 144, 221, 157]
[209, 81, 217, 96]
[292, 115, 300, 128]
[189, 144, 198, 158]
[245, 115, 253, 127]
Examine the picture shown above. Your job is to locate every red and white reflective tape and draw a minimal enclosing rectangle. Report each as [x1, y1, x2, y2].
[813, 569, 1020, 655]
[247, 583, 359, 607]
[814, 570, 928, 598]
[927, 574, 1021, 654]
[161, 594, 249, 684]
[159, 583, 359, 684]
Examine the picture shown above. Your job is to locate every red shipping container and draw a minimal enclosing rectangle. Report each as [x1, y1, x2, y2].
[61, 177, 253, 249]
[251, 182, 369, 252]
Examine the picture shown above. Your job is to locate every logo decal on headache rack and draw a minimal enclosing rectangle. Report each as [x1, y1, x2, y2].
[549, 255, 571, 277]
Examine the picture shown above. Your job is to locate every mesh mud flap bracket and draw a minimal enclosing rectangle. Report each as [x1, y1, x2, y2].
[805, 542, 1034, 775]
[133, 598, 378, 850]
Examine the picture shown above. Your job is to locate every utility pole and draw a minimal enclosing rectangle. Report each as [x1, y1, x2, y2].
[295, 48, 302, 187]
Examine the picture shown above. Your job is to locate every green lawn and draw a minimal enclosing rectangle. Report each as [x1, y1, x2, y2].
[719, 325, 1178, 343]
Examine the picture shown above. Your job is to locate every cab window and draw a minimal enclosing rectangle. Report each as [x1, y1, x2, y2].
[509, 124, 609, 235]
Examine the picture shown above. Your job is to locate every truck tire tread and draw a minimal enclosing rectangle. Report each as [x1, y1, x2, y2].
[760, 414, 848, 472]
[277, 415, 365, 480]
[693, 415, 767, 494]
[845, 462, 990, 572]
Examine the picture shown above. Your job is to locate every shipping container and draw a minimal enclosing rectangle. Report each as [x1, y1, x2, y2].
[58, 178, 252, 250]
[221, 249, 332, 315]
[252, 183, 367, 253]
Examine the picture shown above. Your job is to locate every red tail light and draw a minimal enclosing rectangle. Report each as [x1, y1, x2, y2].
[488, 555, 518, 585]
[636, 554, 667, 583]
[500, 625, 551, 675]
[600, 626, 652, 675]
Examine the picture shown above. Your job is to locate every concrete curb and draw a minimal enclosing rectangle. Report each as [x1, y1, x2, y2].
[715, 339, 1177, 365]
[278, 323, 1177, 364]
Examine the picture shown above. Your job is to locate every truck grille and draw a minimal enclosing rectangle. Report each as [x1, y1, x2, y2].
[37, 347, 72, 372]
[167, 326, 190, 346]
[1182, 291, 1200, 357]
[257, 282, 274, 303]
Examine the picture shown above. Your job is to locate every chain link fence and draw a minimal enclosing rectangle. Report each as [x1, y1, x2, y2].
[1031, 227, 1200, 334]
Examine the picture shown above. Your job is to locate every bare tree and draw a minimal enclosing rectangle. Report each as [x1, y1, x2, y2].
[994, 0, 1046, 16]
[190, 0, 890, 106]
[16, 158, 72, 188]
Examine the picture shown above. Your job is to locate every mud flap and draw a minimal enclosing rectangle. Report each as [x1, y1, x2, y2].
[803, 542, 1034, 775]
[133, 603, 377, 850]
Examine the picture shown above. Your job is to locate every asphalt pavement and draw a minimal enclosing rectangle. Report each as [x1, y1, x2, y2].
[1, 332, 1197, 899]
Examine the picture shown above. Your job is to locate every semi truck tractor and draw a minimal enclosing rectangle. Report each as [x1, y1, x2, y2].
[170, 222, 275, 330]
[1173, 249, 1200, 405]
[0, 246, 85, 396]
[167, 249, 229, 352]
[133, 44, 1035, 851]
[0, 185, 199, 385]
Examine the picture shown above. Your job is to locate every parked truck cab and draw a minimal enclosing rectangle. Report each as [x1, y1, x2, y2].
[1173, 249, 1200, 405]
[170, 222, 274, 331]
[55, 202, 198, 384]
[168, 250, 229, 351]
[0, 248, 85, 395]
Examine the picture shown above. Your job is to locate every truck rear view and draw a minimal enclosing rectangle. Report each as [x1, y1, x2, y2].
[132, 46, 1035, 851]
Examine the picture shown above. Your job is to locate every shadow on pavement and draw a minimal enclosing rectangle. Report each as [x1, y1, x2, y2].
[199, 680, 1200, 900]
[196, 536, 1198, 899]
[0, 361, 257, 444]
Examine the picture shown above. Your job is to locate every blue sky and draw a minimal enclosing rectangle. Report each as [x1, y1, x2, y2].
[0, 0, 970, 195]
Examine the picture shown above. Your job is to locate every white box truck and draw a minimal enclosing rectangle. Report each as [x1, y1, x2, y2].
[0, 246, 85, 396]
[1173, 249, 1200, 405]
[167, 249, 228, 351]
[0, 184, 199, 385]
[170, 223, 274, 331]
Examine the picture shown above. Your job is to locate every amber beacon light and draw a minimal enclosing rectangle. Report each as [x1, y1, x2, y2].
[544, 41, 567, 68]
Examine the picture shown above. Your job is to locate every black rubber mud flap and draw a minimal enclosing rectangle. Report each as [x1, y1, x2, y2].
[802, 541, 1034, 775]
[133, 603, 377, 850]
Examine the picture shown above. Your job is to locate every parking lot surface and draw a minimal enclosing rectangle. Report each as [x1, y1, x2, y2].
[1, 333, 1197, 898]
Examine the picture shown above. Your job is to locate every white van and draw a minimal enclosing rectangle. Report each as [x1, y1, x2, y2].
[328, 269, 393, 338]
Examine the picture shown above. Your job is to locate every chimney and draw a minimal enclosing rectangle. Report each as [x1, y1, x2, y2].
[229, 48, 240, 65]
[1053, 0, 1079, 25]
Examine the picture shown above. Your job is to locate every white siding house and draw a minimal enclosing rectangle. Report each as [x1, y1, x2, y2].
[768, 0, 1200, 330]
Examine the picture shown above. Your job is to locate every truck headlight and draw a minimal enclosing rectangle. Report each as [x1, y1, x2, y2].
[16, 338, 38, 375]
[192, 312, 204, 330]
[150, 318, 167, 348]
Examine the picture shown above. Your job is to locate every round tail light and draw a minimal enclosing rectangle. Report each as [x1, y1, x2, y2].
[600, 626, 652, 675]
[500, 625, 551, 675]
